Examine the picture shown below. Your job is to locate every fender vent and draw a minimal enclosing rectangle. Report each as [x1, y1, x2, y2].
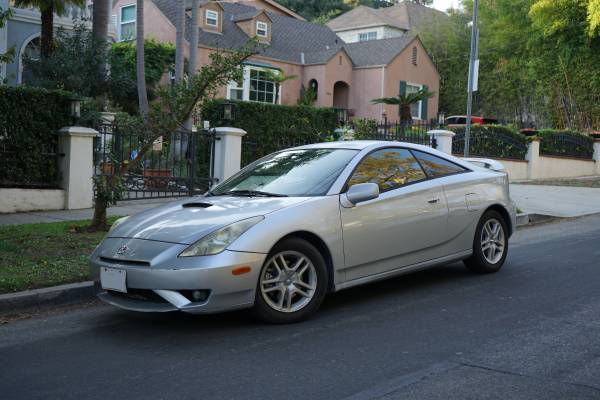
[182, 202, 213, 208]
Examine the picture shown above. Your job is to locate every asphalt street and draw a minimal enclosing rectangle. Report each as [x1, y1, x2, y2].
[2, 215, 600, 400]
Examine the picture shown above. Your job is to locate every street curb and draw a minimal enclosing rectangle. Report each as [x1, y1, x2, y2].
[0, 281, 94, 314]
[517, 213, 558, 227]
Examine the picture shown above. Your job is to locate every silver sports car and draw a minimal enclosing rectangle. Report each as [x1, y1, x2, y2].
[91, 141, 516, 323]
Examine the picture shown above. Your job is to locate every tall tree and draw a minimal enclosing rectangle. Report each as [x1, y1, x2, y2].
[13, 0, 85, 58]
[174, 0, 185, 83]
[136, 0, 149, 115]
[92, 0, 109, 42]
[188, 0, 200, 75]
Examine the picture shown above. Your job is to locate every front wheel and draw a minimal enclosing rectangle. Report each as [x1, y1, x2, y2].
[253, 238, 328, 324]
[464, 210, 508, 274]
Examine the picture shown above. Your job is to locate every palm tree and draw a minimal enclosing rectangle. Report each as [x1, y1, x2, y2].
[188, 0, 200, 75]
[136, 0, 149, 115]
[92, 0, 109, 43]
[372, 88, 435, 123]
[174, 0, 185, 82]
[14, 0, 85, 58]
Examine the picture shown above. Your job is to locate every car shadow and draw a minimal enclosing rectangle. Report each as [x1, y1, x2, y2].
[91, 262, 478, 340]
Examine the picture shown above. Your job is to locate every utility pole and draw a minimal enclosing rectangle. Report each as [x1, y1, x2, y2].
[464, 0, 479, 157]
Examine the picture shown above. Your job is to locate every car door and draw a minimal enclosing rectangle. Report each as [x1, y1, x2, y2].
[340, 147, 448, 281]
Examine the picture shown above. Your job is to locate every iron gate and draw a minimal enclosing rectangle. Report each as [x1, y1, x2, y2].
[93, 122, 216, 200]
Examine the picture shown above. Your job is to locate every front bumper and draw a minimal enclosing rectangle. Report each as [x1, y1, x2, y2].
[90, 249, 267, 314]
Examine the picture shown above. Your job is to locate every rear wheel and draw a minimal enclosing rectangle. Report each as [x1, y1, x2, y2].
[253, 238, 328, 324]
[464, 210, 508, 274]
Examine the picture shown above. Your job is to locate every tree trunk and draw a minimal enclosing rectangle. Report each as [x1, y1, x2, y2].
[188, 0, 199, 76]
[40, 5, 54, 58]
[400, 105, 412, 124]
[92, 0, 109, 42]
[91, 198, 108, 230]
[136, 0, 149, 116]
[174, 0, 185, 83]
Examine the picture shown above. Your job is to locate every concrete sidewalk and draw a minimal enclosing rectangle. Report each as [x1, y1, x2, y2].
[510, 184, 600, 218]
[0, 197, 182, 226]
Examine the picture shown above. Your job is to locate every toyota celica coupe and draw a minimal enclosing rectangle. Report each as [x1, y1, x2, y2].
[91, 141, 516, 323]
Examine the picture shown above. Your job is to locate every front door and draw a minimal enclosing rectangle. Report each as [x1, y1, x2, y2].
[340, 148, 448, 281]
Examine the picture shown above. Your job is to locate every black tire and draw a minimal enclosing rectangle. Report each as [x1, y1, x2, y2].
[464, 210, 509, 274]
[253, 237, 328, 324]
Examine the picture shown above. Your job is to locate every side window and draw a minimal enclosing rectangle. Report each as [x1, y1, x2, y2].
[412, 150, 468, 178]
[348, 148, 426, 193]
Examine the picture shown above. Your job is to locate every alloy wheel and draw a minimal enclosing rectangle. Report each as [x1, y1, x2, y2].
[480, 218, 505, 264]
[259, 250, 317, 313]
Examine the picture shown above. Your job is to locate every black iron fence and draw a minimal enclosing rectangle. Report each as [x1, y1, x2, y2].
[539, 132, 594, 159]
[93, 122, 215, 200]
[451, 126, 529, 159]
[351, 119, 437, 148]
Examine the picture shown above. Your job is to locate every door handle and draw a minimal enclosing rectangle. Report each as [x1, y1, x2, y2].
[427, 197, 440, 204]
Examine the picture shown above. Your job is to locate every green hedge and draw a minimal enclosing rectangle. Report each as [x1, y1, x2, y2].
[202, 100, 337, 165]
[451, 125, 529, 160]
[536, 129, 594, 159]
[0, 86, 74, 188]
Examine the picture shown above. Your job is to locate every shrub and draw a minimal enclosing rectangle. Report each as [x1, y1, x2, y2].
[536, 129, 594, 159]
[0, 86, 74, 188]
[202, 100, 338, 165]
[450, 124, 529, 159]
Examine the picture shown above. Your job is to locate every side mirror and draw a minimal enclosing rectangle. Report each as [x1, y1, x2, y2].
[344, 183, 379, 206]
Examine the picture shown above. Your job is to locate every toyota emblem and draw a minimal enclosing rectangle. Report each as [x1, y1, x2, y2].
[116, 245, 129, 256]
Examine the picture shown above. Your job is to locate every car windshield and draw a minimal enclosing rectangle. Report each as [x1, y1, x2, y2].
[210, 148, 359, 197]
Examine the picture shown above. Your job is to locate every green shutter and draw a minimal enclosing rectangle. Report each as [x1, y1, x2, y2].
[399, 81, 406, 117]
[421, 85, 428, 121]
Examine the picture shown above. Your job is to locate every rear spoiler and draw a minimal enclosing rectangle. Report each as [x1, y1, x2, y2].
[462, 158, 506, 172]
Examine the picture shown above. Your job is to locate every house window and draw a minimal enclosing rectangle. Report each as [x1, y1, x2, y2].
[206, 9, 219, 27]
[406, 83, 422, 119]
[249, 69, 276, 103]
[256, 21, 268, 37]
[227, 67, 279, 104]
[358, 31, 378, 42]
[412, 46, 418, 65]
[119, 5, 136, 41]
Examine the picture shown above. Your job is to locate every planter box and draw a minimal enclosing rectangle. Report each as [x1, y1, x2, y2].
[143, 169, 172, 189]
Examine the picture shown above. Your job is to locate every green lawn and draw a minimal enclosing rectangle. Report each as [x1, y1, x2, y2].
[0, 217, 119, 294]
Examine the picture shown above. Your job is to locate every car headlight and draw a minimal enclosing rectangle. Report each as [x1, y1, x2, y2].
[179, 216, 264, 257]
[108, 216, 129, 234]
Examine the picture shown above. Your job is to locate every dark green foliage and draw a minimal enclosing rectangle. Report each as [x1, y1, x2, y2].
[22, 23, 108, 98]
[0, 86, 73, 188]
[536, 129, 594, 159]
[202, 100, 338, 165]
[109, 39, 176, 113]
[450, 125, 529, 160]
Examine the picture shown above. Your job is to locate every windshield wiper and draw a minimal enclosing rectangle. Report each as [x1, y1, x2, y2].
[222, 190, 288, 197]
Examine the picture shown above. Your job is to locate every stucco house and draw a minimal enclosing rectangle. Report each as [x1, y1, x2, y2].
[111, 0, 440, 121]
[0, 0, 99, 85]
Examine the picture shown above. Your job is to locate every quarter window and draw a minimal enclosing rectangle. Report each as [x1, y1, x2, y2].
[411, 150, 468, 178]
[348, 148, 426, 193]
[119, 5, 136, 41]
[206, 10, 219, 27]
[256, 21, 268, 37]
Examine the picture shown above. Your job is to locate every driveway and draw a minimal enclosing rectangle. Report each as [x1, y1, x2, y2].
[510, 184, 600, 217]
[2, 215, 600, 399]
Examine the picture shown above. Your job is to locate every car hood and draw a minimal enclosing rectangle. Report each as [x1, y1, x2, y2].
[107, 196, 309, 245]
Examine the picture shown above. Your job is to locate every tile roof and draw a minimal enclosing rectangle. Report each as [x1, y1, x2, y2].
[151, 0, 417, 67]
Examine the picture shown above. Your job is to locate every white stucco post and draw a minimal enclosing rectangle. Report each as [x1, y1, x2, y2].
[213, 127, 247, 185]
[58, 127, 98, 210]
[526, 137, 541, 180]
[427, 130, 455, 155]
[593, 139, 600, 176]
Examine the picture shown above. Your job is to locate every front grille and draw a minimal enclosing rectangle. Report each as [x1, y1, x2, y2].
[100, 257, 150, 267]
[108, 289, 167, 303]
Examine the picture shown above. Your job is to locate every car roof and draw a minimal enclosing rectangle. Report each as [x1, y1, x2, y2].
[293, 140, 433, 151]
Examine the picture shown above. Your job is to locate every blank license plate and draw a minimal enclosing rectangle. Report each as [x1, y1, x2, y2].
[101, 267, 127, 293]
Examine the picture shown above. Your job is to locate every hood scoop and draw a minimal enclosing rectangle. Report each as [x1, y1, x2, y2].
[182, 202, 213, 209]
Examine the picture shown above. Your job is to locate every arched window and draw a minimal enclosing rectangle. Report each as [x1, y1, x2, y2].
[309, 79, 318, 100]
[19, 35, 41, 84]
